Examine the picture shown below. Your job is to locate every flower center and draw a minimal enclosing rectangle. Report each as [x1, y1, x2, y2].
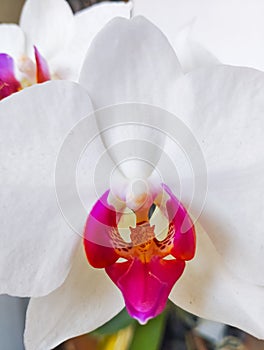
[84, 184, 196, 324]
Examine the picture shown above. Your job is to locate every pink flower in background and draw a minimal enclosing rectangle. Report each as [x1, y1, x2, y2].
[0, 0, 131, 100]
[1, 14, 264, 350]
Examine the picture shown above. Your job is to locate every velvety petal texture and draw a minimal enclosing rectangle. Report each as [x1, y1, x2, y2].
[0, 81, 94, 296]
[24, 245, 124, 350]
[166, 66, 264, 287]
[134, 0, 264, 71]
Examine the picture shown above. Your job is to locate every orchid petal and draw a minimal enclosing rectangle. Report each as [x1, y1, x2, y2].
[80, 16, 182, 109]
[20, 0, 73, 60]
[0, 24, 25, 59]
[74, 1, 132, 51]
[163, 184, 196, 260]
[50, 1, 131, 81]
[134, 0, 264, 71]
[170, 224, 264, 339]
[24, 245, 124, 350]
[84, 190, 119, 268]
[0, 81, 95, 296]
[80, 17, 182, 179]
[0, 54, 21, 100]
[173, 24, 220, 72]
[161, 65, 264, 285]
[34, 46, 51, 83]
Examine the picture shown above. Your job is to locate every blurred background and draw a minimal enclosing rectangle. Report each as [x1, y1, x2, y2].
[1, 1, 264, 349]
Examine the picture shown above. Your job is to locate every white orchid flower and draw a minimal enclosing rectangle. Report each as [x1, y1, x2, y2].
[1, 16, 264, 350]
[133, 0, 264, 71]
[0, 0, 131, 100]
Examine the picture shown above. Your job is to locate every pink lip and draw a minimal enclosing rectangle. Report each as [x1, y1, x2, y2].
[84, 185, 196, 323]
[106, 257, 185, 324]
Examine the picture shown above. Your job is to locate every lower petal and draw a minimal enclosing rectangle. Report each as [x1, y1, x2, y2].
[170, 223, 264, 339]
[24, 245, 124, 350]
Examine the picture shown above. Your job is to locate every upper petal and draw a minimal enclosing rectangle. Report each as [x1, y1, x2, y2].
[159, 65, 264, 285]
[19, 0, 73, 60]
[134, 0, 264, 71]
[80, 16, 182, 109]
[0, 81, 95, 296]
[24, 245, 124, 350]
[79, 17, 183, 179]
[170, 223, 264, 339]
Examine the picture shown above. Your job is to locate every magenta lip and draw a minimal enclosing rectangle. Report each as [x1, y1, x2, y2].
[84, 185, 195, 322]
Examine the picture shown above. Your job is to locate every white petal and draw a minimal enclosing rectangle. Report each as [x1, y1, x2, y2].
[49, 1, 132, 81]
[134, 0, 264, 71]
[80, 16, 182, 108]
[159, 66, 264, 285]
[24, 244, 124, 350]
[80, 16, 182, 179]
[19, 0, 73, 59]
[173, 23, 219, 72]
[73, 1, 132, 54]
[0, 24, 25, 59]
[92, 104, 175, 180]
[0, 81, 95, 296]
[170, 224, 264, 339]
